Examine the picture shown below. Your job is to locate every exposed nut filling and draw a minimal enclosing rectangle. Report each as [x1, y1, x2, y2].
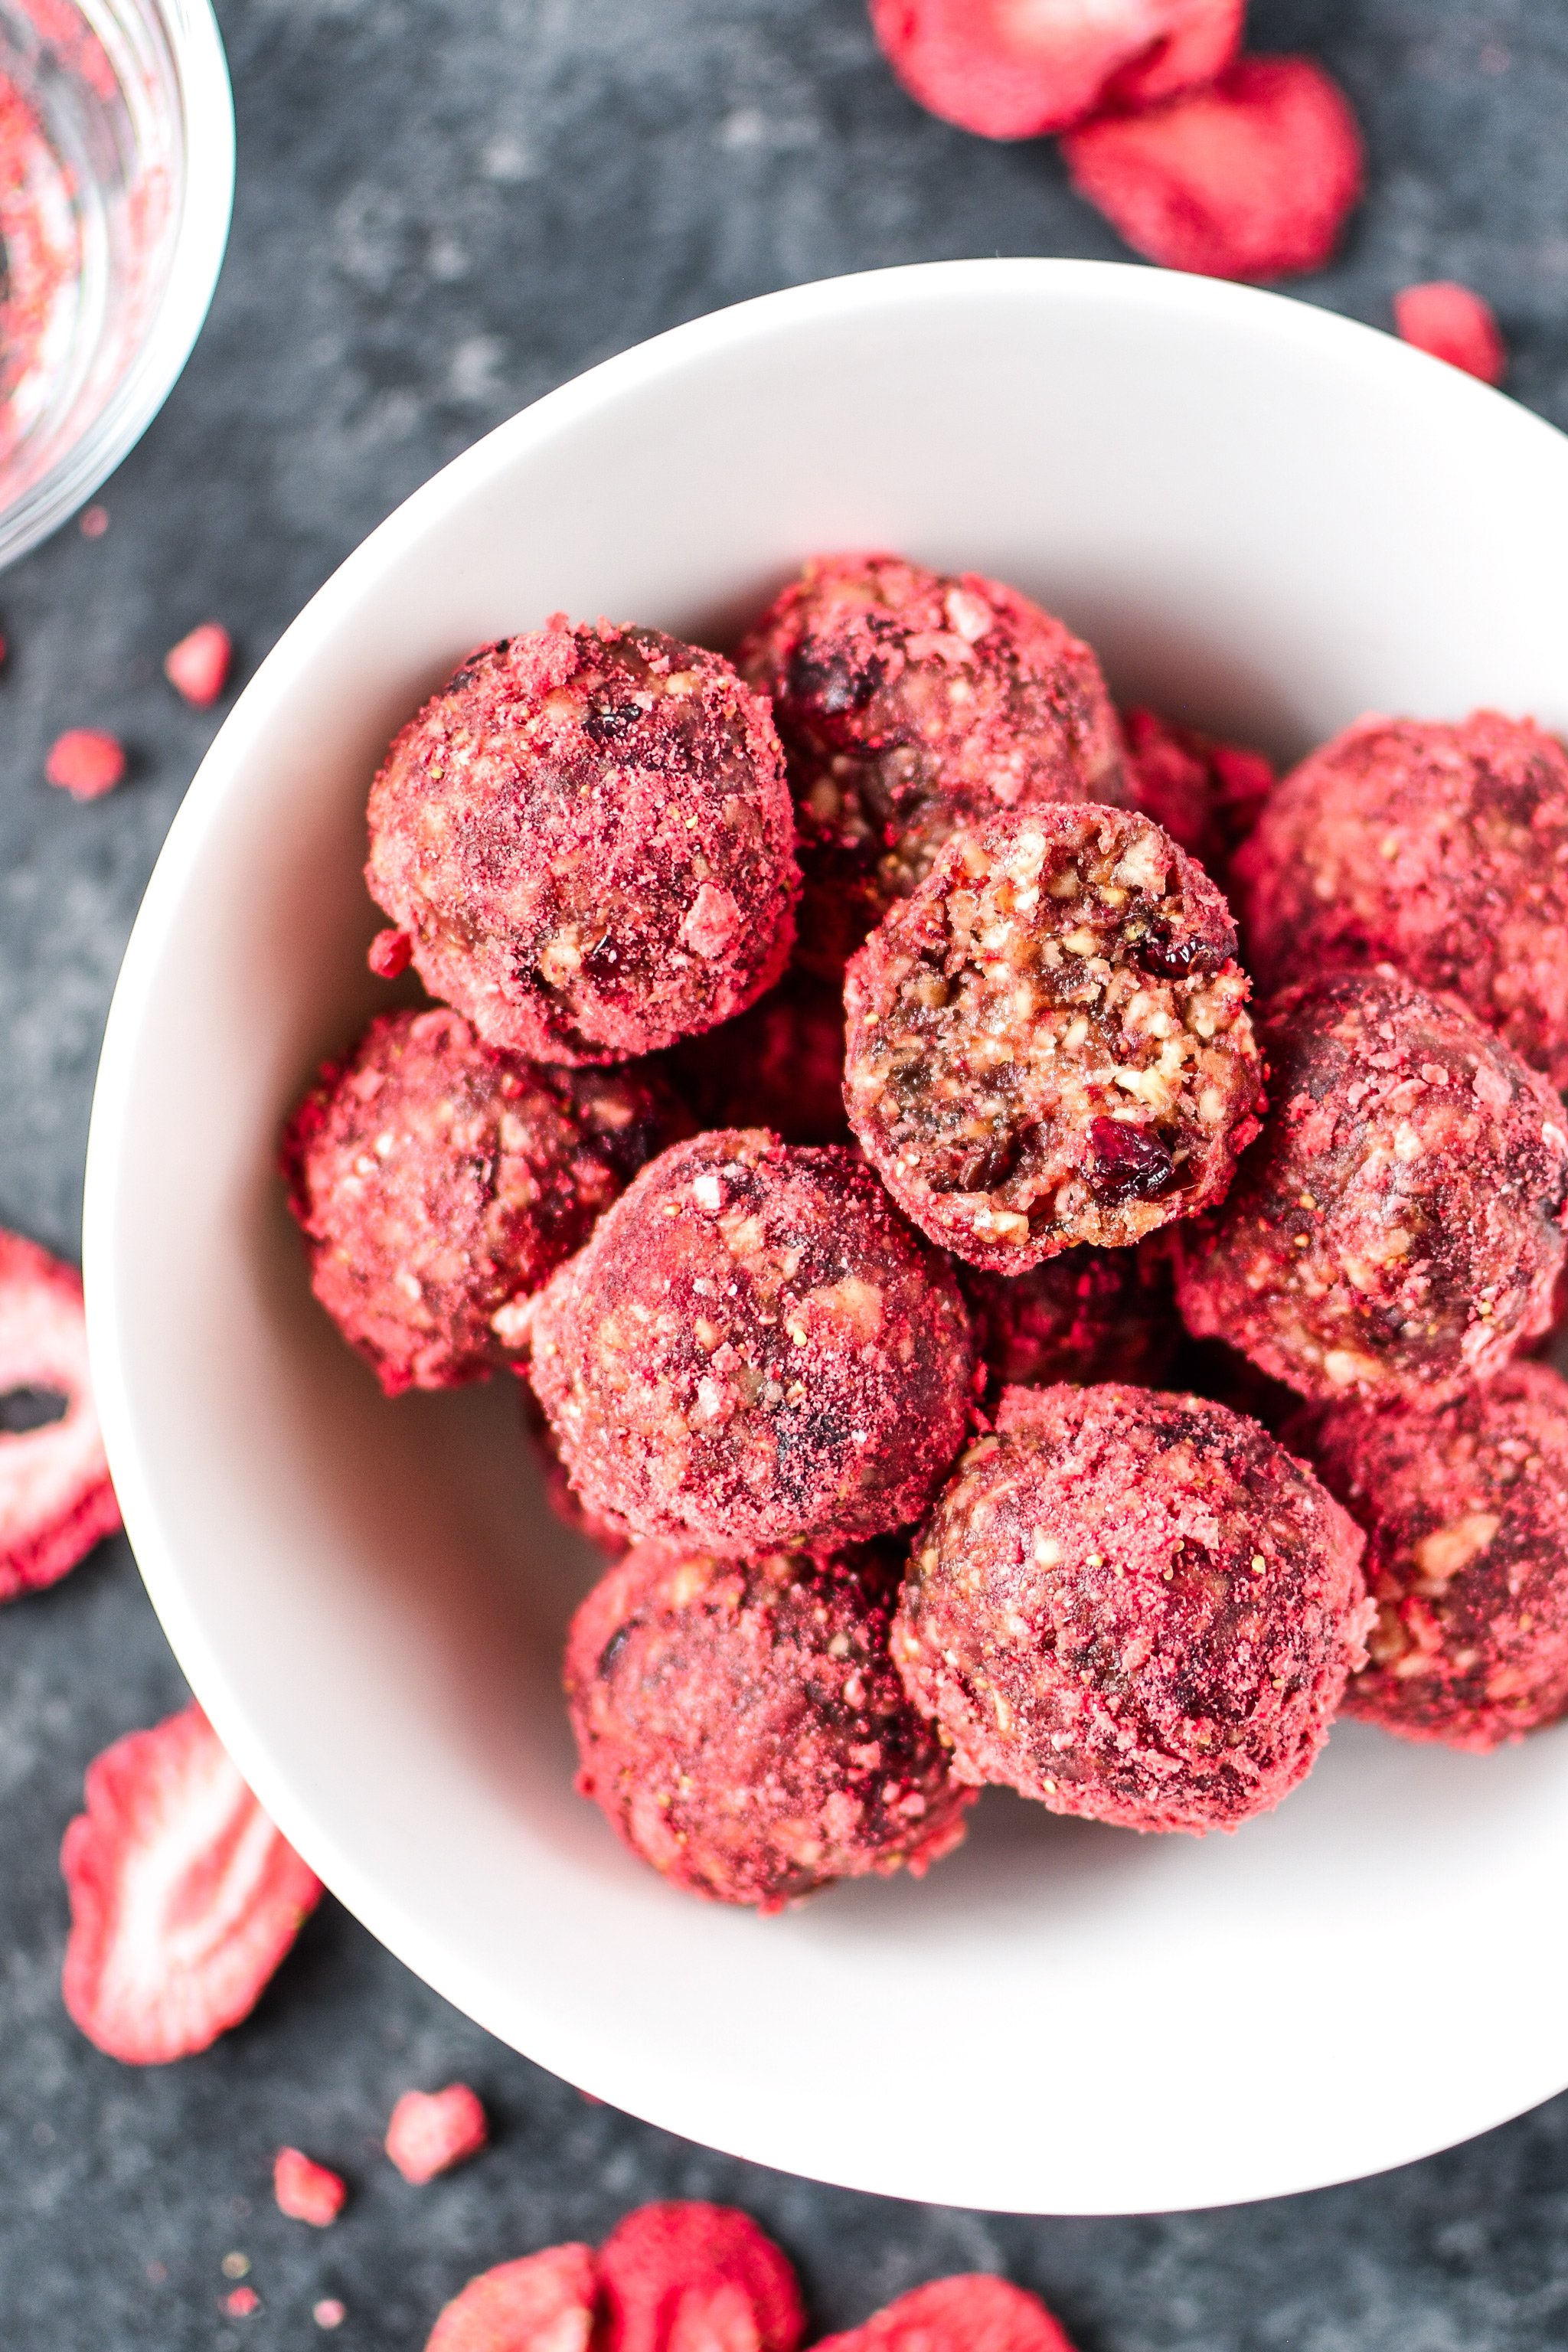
[843, 805, 1263, 1269]
[1174, 967, 1568, 1407]
[364, 619, 798, 1064]
[528, 1129, 976, 1550]
[736, 553, 1128, 977]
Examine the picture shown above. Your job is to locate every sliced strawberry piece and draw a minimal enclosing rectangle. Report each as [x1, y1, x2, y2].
[426, 2243, 599, 2352]
[1063, 55, 1364, 282]
[0, 1227, 120, 1600]
[45, 726, 126, 798]
[386, 2082, 488, 2183]
[867, 0, 1241, 140]
[599, 2203, 802, 2352]
[1394, 282, 1506, 387]
[274, 2145, 347, 2225]
[164, 621, 233, 708]
[60, 1701, 322, 2063]
[815, 2276, 1078, 2352]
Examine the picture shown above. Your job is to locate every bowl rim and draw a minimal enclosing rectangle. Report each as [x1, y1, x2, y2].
[0, 0, 235, 569]
[84, 256, 1568, 2215]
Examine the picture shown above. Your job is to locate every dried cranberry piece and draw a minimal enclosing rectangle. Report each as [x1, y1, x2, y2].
[1087, 1119, 1175, 1205]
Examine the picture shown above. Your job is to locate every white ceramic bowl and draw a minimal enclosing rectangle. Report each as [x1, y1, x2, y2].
[85, 260, 1568, 2216]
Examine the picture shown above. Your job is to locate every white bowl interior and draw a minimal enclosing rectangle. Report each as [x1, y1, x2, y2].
[86, 260, 1568, 2215]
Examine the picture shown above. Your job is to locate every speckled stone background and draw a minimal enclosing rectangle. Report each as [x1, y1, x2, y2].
[5, 1, 1568, 2344]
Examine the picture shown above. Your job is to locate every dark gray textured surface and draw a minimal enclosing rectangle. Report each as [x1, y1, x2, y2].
[4, 1, 1568, 2343]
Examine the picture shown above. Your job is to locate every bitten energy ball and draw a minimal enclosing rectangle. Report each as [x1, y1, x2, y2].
[1303, 1362, 1568, 1751]
[844, 805, 1263, 1269]
[960, 1244, 1177, 1405]
[893, 1383, 1370, 1834]
[566, 1539, 974, 1909]
[1174, 970, 1568, 1406]
[663, 969, 849, 1146]
[1235, 711, 1568, 1088]
[737, 554, 1126, 975]
[283, 1008, 687, 1393]
[365, 620, 798, 1062]
[530, 1130, 975, 1550]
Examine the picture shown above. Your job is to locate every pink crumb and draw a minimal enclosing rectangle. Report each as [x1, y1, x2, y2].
[385, 2082, 488, 2183]
[79, 504, 108, 537]
[164, 621, 232, 707]
[273, 2146, 347, 2226]
[314, 2300, 347, 2331]
[45, 727, 124, 799]
[224, 2285, 261, 2318]
[368, 926, 413, 979]
[1393, 282, 1506, 385]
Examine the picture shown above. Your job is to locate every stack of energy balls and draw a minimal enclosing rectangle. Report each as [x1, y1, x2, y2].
[284, 564, 1568, 1913]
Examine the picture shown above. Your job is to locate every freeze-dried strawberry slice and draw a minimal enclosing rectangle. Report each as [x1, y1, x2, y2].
[425, 2243, 599, 2352]
[164, 621, 233, 707]
[60, 1701, 322, 2063]
[815, 2276, 1078, 2352]
[599, 2203, 802, 2352]
[0, 1227, 120, 1600]
[1063, 56, 1364, 282]
[1393, 282, 1506, 386]
[867, 0, 1242, 140]
[275, 2145, 347, 2225]
[386, 2082, 488, 2183]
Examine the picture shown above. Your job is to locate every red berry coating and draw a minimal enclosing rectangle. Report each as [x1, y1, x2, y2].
[365, 621, 797, 1063]
[386, 2083, 488, 2184]
[0, 1227, 120, 1599]
[425, 2245, 599, 2352]
[1393, 282, 1506, 386]
[1300, 1361, 1568, 1752]
[567, 1540, 974, 1909]
[1121, 706, 1274, 882]
[815, 2275, 1077, 2352]
[867, 0, 1242, 141]
[1233, 710, 1568, 1088]
[663, 971, 849, 1146]
[894, 1383, 1370, 1834]
[1062, 57, 1364, 283]
[283, 1008, 688, 1394]
[45, 726, 125, 798]
[843, 805, 1263, 1269]
[737, 554, 1126, 977]
[60, 1702, 322, 2063]
[1173, 970, 1568, 1406]
[530, 1131, 975, 1550]
[960, 1242, 1178, 1403]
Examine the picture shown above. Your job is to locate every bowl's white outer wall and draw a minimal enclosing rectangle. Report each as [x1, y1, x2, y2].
[86, 261, 1568, 2216]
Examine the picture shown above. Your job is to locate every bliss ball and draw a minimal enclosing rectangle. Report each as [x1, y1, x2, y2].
[1301, 1362, 1568, 1751]
[565, 1538, 975, 1909]
[893, 1382, 1370, 1834]
[736, 552, 1127, 976]
[1174, 969, 1568, 1407]
[529, 1129, 975, 1550]
[282, 1008, 687, 1393]
[1233, 711, 1568, 1087]
[844, 805, 1263, 1269]
[662, 969, 849, 1146]
[959, 1243, 1177, 1405]
[365, 620, 798, 1063]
